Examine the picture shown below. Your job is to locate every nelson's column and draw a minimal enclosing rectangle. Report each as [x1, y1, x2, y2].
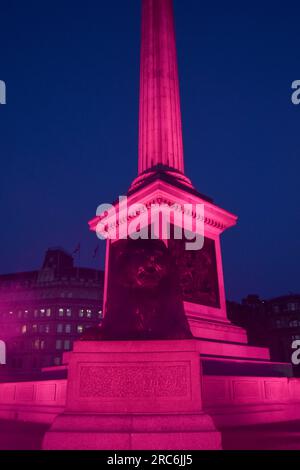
[43, 0, 300, 450]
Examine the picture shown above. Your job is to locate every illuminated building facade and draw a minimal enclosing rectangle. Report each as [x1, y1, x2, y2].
[228, 294, 300, 375]
[0, 248, 104, 373]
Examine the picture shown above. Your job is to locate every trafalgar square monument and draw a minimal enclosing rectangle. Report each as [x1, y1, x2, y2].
[42, 0, 300, 450]
[0, 0, 299, 451]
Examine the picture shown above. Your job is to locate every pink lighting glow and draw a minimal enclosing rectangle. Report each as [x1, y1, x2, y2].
[1, 0, 300, 452]
[139, 0, 185, 174]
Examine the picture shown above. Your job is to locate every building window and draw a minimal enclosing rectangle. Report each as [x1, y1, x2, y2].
[32, 324, 38, 332]
[288, 303, 297, 312]
[57, 324, 63, 334]
[39, 324, 50, 334]
[98, 310, 103, 319]
[33, 339, 40, 350]
[59, 308, 64, 317]
[66, 309, 72, 317]
[79, 309, 84, 318]
[56, 340, 62, 350]
[87, 310, 92, 318]
[21, 325, 27, 334]
[54, 357, 61, 366]
[46, 308, 51, 317]
[40, 340, 45, 350]
[34, 310, 38, 318]
[64, 340, 71, 351]
[77, 325, 84, 334]
[40, 309, 45, 317]
[65, 324, 71, 334]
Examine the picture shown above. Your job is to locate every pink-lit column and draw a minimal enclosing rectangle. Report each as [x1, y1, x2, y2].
[139, 0, 185, 174]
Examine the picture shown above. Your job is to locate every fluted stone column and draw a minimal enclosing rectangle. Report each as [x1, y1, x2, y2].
[139, 0, 185, 174]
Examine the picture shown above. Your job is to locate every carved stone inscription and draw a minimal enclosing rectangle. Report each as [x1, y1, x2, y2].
[79, 363, 190, 399]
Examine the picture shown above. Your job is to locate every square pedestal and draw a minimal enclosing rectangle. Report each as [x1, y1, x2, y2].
[43, 340, 221, 450]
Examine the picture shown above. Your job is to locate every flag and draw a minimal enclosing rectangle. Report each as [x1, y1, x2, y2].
[93, 244, 100, 259]
[73, 243, 81, 256]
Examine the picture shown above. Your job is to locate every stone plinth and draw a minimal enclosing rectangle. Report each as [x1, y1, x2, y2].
[43, 340, 221, 450]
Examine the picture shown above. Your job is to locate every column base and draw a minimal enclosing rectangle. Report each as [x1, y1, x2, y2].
[42, 340, 221, 450]
[43, 413, 222, 450]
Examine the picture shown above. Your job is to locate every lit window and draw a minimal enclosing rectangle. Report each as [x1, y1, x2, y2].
[34, 339, 40, 350]
[65, 324, 71, 334]
[77, 325, 84, 334]
[40, 340, 45, 350]
[288, 303, 297, 312]
[46, 308, 51, 317]
[59, 309, 64, 317]
[64, 340, 71, 351]
[79, 309, 84, 318]
[32, 324, 38, 332]
[40, 309, 45, 317]
[66, 309, 72, 317]
[98, 310, 103, 318]
[45, 325, 50, 334]
[56, 340, 62, 350]
[21, 325, 27, 334]
[57, 324, 63, 334]
[87, 310, 92, 318]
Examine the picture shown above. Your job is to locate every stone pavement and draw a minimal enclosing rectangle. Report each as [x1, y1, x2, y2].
[0, 419, 300, 450]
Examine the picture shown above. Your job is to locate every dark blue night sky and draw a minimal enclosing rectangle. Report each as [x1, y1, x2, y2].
[0, 0, 299, 301]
